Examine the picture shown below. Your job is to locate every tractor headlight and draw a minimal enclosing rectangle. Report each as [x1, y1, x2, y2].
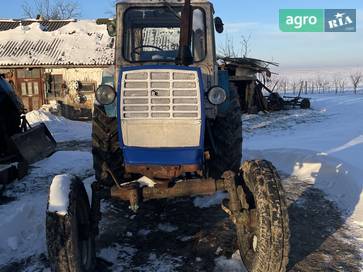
[208, 86, 227, 105]
[95, 85, 116, 105]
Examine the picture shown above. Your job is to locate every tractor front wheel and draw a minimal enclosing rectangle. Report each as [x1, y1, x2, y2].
[46, 176, 96, 272]
[228, 160, 290, 272]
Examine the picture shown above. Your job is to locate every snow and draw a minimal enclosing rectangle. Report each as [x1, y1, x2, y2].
[193, 191, 228, 208]
[136, 253, 183, 272]
[82, 176, 95, 205]
[98, 243, 137, 271]
[243, 94, 363, 226]
[0, 151, 93, 267]
[275, 66, 363, 90]
[214, 251, 247, 272]
[26, 109, 91, 142]
[122, 175, 156, 188]
[157, 223, 178, 233]
[0, 20, 114, 66]
[48, 174, 73, 216]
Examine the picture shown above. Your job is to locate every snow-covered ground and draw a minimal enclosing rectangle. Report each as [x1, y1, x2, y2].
[0, 151, 94, 268]
[26, 109, 91, 142]
[244, 94, 363, 227]
[0, 93, 362, 271]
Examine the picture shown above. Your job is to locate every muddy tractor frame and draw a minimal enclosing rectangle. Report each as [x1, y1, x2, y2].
[46, 1, 290, 271]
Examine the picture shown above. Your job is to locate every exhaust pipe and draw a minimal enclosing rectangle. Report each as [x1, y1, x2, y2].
[176, 0, 193, 66]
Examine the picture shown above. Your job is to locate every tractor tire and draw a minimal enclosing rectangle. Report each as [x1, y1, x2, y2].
[234, 160, 289, 272]
[268, 93, 284, 111]
[92, 104, 124, 186]
[46, 178, 95, 272]
[208, 87, 242, 179]
[300, 98, 311, 109]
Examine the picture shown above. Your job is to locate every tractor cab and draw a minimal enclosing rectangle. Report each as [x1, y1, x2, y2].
[113, 0, 219, 87]
[122, 5, 205, 62]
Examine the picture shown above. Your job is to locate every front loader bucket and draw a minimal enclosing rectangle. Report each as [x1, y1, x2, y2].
[10, 123, 56, 164]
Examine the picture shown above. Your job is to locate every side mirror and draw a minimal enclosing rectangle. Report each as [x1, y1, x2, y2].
[215, 17, 224, 34]
[106, 22, 116, 37]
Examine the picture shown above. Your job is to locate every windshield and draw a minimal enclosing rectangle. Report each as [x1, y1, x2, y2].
[123, 7, 206, 62]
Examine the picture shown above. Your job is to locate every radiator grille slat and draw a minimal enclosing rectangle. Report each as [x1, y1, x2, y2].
[121, 70, 201, 120]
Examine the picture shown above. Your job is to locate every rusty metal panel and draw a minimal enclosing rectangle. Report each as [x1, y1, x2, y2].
[110, 178, 226, 201]
[125, 164, 200, 180]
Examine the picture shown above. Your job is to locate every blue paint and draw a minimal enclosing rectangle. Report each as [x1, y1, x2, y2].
[124, 147, 203, 166]
[116, 65, 205, 166]
[100, 75, 117, 117]
[217, 70, 231, 115]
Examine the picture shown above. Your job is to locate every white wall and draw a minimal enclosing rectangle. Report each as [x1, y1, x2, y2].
[45, 67, 104, 86]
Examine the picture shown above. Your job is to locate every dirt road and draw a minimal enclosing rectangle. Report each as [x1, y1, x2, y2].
[94, 174, 362, 272]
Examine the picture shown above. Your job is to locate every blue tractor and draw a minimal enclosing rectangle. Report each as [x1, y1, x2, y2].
[46, 1, 289, 271]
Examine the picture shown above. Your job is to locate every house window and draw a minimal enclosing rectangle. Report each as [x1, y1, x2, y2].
[33, 82, 39, 95]
[17, 69, 41, 79]
[52, 75, 64, 96]
[46, 74, 64, 97]
[80, 82, 96, 93]
[21, 82, 27, 95]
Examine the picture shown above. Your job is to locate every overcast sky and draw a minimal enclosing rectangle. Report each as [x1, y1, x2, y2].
[1, 0, 362, 69]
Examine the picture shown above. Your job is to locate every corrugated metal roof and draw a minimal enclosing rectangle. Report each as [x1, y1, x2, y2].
[0, 20, 74, 32]
[0, 20, 114, 67]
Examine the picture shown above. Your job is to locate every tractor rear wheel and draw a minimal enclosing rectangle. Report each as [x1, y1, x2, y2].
[46, 177, 95, 272]
[208, 87, 242, 179]
[300, 98, 311, 109]
[92, 104, 124, 186]
[231, 160, 289, 272]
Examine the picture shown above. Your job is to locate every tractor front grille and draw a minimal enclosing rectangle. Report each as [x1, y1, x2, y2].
[119, 68, 202, 148]
[121, 70, 201, 120]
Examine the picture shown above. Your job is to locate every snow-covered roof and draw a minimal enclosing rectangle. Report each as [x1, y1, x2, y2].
[0, 20, 114, 68]
[0, 19, 75, 32]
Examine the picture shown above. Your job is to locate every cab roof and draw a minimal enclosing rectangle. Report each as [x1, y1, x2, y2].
[117, 0, 210, 4]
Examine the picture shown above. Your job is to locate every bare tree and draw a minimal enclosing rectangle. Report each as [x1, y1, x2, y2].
[291, 81, 298, 95]
[315, 76, 324, 93]
[322, 80, 330, 93]
[218, 34, 237, 58]
[276, 78, 288, 94]
[240, 34, 251, 58]
[22, 0, 80, 20]
[275, 79, 288, 94]
[333, 76, 340, 94]
[339, 79, 346, 93]
[350, 71, 362, 94]
[309, 80, 315, 94]
[218, 34, 252, 58]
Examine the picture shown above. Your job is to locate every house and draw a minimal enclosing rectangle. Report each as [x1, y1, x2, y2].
[0, 19, 114, 119]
